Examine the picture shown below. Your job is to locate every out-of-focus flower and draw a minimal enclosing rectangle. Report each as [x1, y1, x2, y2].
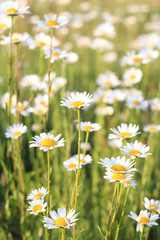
[5, 123, 27, 139]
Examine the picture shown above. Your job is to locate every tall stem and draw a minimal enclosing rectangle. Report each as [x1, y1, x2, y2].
[46, 28, 53, 128]
[114, 184, 131, 240]
[83, 131, 89, 157]
[62, 228, 65, 240]
[140, 225, 144, 240]
[47, 150, 50, 217]
[73, 109, 81, 240]
[14, 44, 19, 123]
[8, 16, 14, 125]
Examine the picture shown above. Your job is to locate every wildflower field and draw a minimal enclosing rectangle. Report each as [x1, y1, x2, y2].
[0, 0, 160, 239]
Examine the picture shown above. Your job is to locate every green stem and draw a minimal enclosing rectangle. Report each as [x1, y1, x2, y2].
[106, 183, 117, 239]
[83, 131, 89, 158]
[114, 184, 131, 240]
[108, 182, 123, 238]
[46, 28, 53, 129]
[14, 44, 19, 123]
[140, 225, 144, 240]
[73, 109, 81, 240]
[47, 150, 50, 217]
[8, 15, 14, 125]
[62, 228, 65, 240]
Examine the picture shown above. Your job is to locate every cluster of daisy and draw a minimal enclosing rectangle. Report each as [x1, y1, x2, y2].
[98, 122, 157, 238]
[99, 123, 149, 186]
[61, 92, 99, 171]
[128, 197, 160, 232]
[27, 187, 48, 215]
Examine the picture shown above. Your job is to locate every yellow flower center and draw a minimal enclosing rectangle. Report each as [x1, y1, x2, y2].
[134, 57, 142, 63]
[12, 38, 19, 43]
[18, 105, 25, 111]
[130, 74, 136, 80]
[46, 20, 59, 27]
[149, 205, 158, 210]
[83, 125, 93, 131]
[105, 81, 111, 87]
[40, 138, 56, 148]
[5, 8, 18, 15]
[129, 149, 141, 157]
[34, 193, 44, 199]
[52, 52, 60, 57]
[13, 131, 21, 137]
[147, 53, 152, 59]
[112, 173, 125, 180]
[111, 164, 127, 172]
[49, 89, 56, 95]
[119, 132, 132, 138]
[114, 97, 118, 101]
[37, 109, 44, 115]
[40, 100, 46, 105]
[80, 159, 86, 164]
[123, 180, 130, 184]
[54, 217, 68, 227]
[27, 80, 32, 86]
[148, 126, 156, 131]
[69, 163, 77, 169]
[139, 217, 149, 224]
[0, 23, 8, 29]
[33, 205, 42, 213]
[132, 100, 141, 105]
[36, 41, 46, 47]
[70, 101, 85, 108]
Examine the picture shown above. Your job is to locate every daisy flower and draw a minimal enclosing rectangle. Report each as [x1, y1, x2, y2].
[93, 23, 116, 38]
[1, 92, 16, 110]
[140, 48, 159, 64]
[45, 47, 67, 63]
[20, 74, 40, 91]
[43, 208, 79, 229]
[143, 124, 160, 133]
[128, 210, 159, 232]
[27, 199, 47, 215]
[37, 14, 68, 29]
[27, 187, 48, 200]
[120, 140, 151, 159]
[63, 157, 81, 171]
[97, 71, 120, 88]
[91, 38, 113, 52]
[126, 96, 148, 110]
[95, 106, 114, 116]
[0, 15, 11, 33]
[149, 98, 160, 111]
[29, 133, 65, 152]
[1, 32, 30, 45]
[123, 67, 143, 86]
[61, 92, 95, 110]
[123, 180, 137, 188]
[104, 170, 133, 183]
[143, 197, 160, 213]
[104, 89, 127, 104]
[108, 123, 141, 140]
[99, 156, 137, 173]
[16, 101, 33, 116]
[1, 1, 30, 18]
[34, 94, 48, 107]
[33, 105, 48, 116]
[5, 123, 27, 139]
[72, 154, 93, 166]
[79, 121, 101, 132]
